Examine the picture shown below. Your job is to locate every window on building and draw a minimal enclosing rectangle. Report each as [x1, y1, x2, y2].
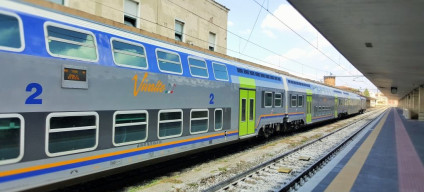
[214, 109, 223, 130]
[274, 93, 282, 107]
[156, 49, 182, 74]
[209, 32, 216, 51]
[291, 94, 297, 107]
[212, 62, 228, 81]
[46, 24, 97, 61]
[111, 39, 147, 69]
[0, 115, 24, 165]
[175, 20, 184, 42]
[158, 110, 183, 139]
[190, 109, 209, 134]
[46, 112, 98, 156]
[264, 92, 273, 107]
[298, 95, 304, 107]
[124, 0, 139, 27]
[188, 57, 208, 78]
[113, 111, 148, 146]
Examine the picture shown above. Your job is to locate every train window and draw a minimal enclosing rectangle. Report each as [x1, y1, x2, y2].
[190, 109, 209, 134]
[111, 38, 148, 70]
[46, 112, 98, 157]
[0, 12, 24, 52]
[156, 49, 183, 74]
[113, 111, 148, 146]
[241, 99, 246, 121]
[274, 93, 282, 107]
[188, 57, 208, 78]
[212, 62, 229, 81]
[264, 92, 273, 107]
[214, 109, 223, 130]
[45, 23, 98, 61]
[0, 114, 24, 165]
[249, 99, 254, 120]
[298, 95, 304, 107]
[158, 110, 183, 139]
[290, 94, 297, 107]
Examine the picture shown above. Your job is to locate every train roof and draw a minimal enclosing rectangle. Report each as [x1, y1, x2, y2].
[18, 0, 364, 98]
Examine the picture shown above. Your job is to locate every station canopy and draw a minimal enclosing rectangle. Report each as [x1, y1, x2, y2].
[288, 0, 424, 100]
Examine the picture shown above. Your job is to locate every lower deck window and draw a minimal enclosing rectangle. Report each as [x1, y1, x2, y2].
[158, 110, 182, 139]
[114, 111, 148, 146]
[0, 115, 24, 165]
[190, 109, 209, 134]
[264, 92, 273, 107]
[214, 109, 223, 130]
[298, 95, 304, 107]
[46, 112, 98, 156]
[291, 94, 297, 107]
[274, 93, 282, 107]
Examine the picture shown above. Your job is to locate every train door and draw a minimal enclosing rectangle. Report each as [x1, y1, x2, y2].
[306, 90, 312, 123]
[334, 96, 338, 118]
[239, 89, 256, 136]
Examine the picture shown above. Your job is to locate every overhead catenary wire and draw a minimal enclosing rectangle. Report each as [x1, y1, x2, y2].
[242, 0, 266, 53]
[251, 0, 353, 75]
[85, 0, 334, 80]
[164, 0, 330, 74]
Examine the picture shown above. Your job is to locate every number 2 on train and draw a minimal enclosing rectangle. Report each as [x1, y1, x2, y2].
[25, 83, 43, 104]
[209, 93, 214, 104]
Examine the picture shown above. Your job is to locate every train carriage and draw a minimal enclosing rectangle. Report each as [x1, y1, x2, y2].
[0, 1, 366, 191]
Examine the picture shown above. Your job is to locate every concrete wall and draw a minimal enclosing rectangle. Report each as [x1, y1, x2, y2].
[64, 0, 228, 54]
[399, 86, 424, 121]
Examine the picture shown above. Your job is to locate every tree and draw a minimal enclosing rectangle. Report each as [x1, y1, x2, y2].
[363, 89, 370, 97]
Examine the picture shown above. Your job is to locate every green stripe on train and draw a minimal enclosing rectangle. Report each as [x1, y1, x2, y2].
[238, 77, 256, 89]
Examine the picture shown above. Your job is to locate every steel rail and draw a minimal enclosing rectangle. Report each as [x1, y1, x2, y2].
[203, 108, 387, 192]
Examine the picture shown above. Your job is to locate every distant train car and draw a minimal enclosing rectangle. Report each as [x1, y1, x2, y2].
[0, 1, 365, 191]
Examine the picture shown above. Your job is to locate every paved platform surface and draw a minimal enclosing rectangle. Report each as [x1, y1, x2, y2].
[305, 108, 424, 192]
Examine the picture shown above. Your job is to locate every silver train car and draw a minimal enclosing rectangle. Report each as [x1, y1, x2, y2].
[0, 1, 366, 191]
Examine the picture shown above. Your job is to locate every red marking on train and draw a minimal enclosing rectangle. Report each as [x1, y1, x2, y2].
[394, 109, 424, 192]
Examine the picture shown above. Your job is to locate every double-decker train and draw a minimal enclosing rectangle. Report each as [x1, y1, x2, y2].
[0, 1, 366, 191]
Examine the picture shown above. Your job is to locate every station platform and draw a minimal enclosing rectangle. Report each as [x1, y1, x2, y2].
[300, 108, 424, 192]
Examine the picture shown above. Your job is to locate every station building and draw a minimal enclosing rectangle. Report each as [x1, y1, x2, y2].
[46, 0, 229, 55]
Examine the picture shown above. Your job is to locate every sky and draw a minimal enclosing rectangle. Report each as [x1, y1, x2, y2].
[215, 0, 379, 94]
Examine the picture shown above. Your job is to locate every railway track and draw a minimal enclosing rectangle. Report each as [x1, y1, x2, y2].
[52, 109, 382, 192]
[204, 108, 387, 192]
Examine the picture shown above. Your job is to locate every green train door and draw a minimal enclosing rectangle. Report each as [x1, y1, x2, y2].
[334, 96, 338, 118]
[239, 89, 256, 136]
[306, 91, 312, 123]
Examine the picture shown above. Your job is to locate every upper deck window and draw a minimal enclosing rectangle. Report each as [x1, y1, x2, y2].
[212, 62, 229, 81]
[111, 38, 148, 69]
[0, 12, 24, 52]
[156, 49, 182, 74]
[46, 23, 97, 61]
[188, 57, 208, 78]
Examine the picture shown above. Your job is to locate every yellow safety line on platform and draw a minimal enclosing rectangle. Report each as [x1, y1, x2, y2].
[325, 109, 390, 192]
